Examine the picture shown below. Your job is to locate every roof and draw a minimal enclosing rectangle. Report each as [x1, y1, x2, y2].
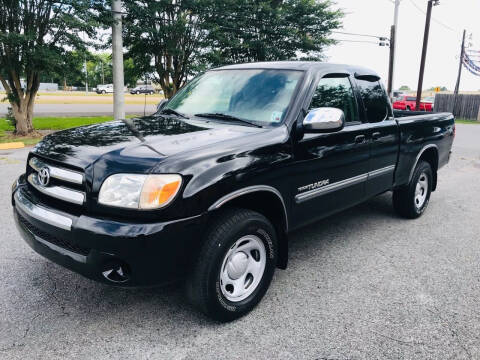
[214, 61, 381, 80]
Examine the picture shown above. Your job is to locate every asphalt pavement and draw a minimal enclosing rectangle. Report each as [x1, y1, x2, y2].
[0, 125, 479, 359]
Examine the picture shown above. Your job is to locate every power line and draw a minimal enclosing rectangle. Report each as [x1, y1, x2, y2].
[408, 0, 456, 32]
[333, 39, 389, 46]
[331, 31, 388, 40]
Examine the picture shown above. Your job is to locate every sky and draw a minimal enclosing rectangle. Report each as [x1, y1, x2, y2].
[324, 0, 480, 91]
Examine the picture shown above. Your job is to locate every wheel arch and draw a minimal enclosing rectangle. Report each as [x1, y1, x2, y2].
[208, 186, 289, 269]
[409, 144, 439, 191]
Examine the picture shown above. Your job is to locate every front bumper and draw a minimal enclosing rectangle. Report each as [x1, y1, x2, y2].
[12, 175, 208, 287]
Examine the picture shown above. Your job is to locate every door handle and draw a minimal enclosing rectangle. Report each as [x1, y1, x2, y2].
[372, 132, 381, 140]
[355, 135, 366, 144]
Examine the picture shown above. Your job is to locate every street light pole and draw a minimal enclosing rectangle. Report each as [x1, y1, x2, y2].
[415, 0, 439, 111]
[112, 0, 125, 121]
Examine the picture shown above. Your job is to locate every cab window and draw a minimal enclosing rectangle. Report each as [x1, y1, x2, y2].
[357, 80, 392, 123]
[308, 76, 359, 123]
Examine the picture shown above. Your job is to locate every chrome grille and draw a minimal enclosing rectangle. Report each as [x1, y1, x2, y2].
[28, 157, 86, 205]
[29, 157, 83, 184]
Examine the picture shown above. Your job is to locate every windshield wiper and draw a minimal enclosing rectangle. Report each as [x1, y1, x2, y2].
[159, 108, 189, 119]
[194, 113, 262, 128]
[121, 118, 145, 142]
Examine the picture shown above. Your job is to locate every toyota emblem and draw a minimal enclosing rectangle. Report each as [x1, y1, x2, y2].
[38, 167, 50, 187]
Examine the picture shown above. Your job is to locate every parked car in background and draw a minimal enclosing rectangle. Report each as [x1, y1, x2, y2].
[96, 84, 114, 94]
[130, 85, 155, 95]
[95, 84, 127, 94]
[392, 91, 406, 102]
[393, 96, 433, 112]
[424, 96, 435, 108]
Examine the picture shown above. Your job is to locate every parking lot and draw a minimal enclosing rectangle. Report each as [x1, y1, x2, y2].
[0, 124, 479, 359]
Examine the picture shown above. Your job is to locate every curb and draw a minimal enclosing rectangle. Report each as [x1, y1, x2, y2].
[0, 142, 25, 150]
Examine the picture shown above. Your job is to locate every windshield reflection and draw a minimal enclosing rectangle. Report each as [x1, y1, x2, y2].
[165, 69, 303, 125]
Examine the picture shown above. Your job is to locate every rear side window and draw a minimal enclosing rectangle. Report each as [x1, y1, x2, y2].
[357, 80, 392, 123]
[309, 77, 359, 123]
[407, 96, 416, 101]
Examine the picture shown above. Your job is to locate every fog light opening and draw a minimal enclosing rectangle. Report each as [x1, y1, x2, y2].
[102, 261, 131, 283]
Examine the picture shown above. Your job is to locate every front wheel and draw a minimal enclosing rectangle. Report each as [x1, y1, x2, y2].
[186, 208, 277, 322]
[393, 160, 433, 219]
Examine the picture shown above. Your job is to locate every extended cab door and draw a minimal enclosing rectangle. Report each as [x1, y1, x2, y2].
[355, 79, 400, 197]
[291, 74, 370, 229]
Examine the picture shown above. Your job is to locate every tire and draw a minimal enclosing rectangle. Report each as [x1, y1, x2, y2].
[393, 160, 433, 219]
[186, 208, 277, 322]
[406, 106, 411, 111]
[136, 91, 140, 95]
[101, 90, 106, 94]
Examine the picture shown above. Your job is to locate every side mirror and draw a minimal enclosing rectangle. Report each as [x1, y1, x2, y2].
[156, 99, 168, 112]
[303, 107, 345, 133]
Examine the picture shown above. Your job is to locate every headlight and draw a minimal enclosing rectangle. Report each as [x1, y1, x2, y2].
[98, 174, 182, 209]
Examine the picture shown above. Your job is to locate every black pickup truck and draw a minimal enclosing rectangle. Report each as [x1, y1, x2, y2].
[12, 62, 455, 321]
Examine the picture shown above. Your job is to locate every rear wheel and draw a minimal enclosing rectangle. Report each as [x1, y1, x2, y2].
[186, 208, 277, 322]
[393, 160, 433, 219]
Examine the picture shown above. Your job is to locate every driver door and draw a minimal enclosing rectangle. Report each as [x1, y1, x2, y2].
[291, 74, 370, 229]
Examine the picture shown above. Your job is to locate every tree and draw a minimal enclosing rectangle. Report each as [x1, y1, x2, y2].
[124, 0, 342, 99]
[427, 86, 448, 92]
[0, 0, 106, 135]
[203, 0, 342, 66]
[41, 50, 94, 88]
[399, 85, 411, 91]
[42, 51, 139, 88]
[123, 57, 140, 88]
[123, 0, 208, 98]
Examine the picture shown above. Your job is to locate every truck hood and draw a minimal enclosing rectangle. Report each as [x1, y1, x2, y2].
[32, 115, 266, 170]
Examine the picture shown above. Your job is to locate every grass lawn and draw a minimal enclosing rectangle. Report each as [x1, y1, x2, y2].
[456, 118, 479, 124]
[0, 116, 120, 145]
[33, 116, 116, 130]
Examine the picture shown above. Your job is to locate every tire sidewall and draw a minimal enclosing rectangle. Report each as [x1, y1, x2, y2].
[411, 162, 432, 216]
[207, 216, 277, 318]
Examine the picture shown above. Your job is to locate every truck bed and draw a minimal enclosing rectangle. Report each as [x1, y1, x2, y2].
[393, 110, 455, 188]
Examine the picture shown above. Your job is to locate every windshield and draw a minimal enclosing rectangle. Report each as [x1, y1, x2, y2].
[164, 69, 303, 126]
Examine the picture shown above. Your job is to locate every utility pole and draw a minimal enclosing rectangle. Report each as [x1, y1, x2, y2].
[452, 30, 466, 113]
[416, 0, 439, 111]
[387, 25, 396, 98]
[112, 0, 125, 121]
[388, 0, 401, 98]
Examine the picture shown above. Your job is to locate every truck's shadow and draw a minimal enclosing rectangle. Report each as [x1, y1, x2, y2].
[27, 193, 395, 325]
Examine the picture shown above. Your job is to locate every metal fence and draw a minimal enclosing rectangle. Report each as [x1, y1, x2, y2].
[434, 94, 480, 120]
